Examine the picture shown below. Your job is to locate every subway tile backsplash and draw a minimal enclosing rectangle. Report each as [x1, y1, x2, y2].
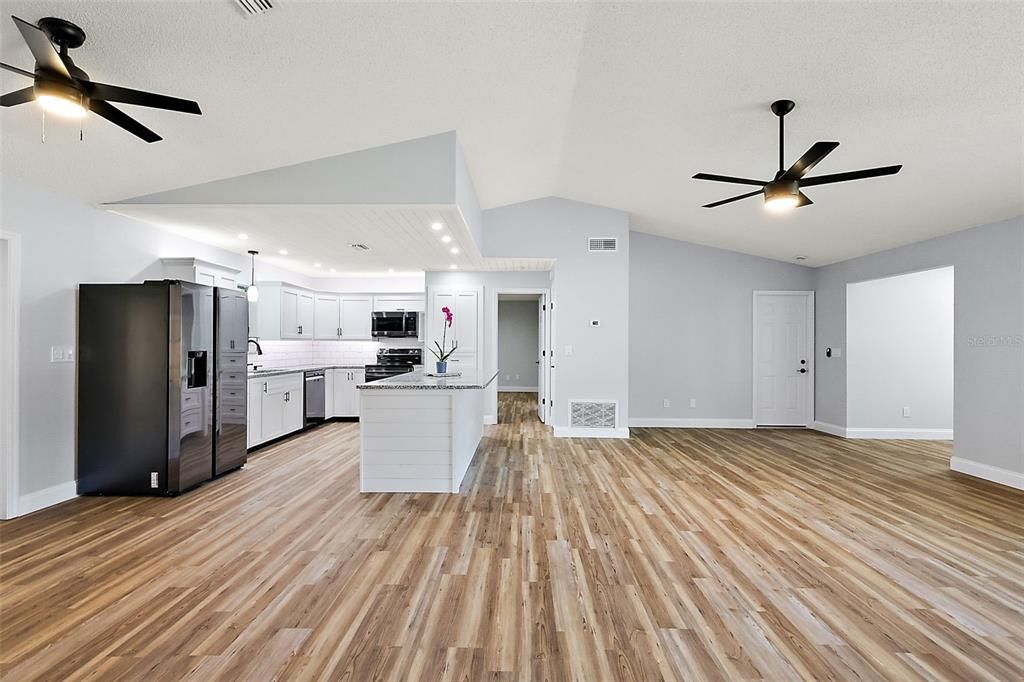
[249, 338, 422, 369]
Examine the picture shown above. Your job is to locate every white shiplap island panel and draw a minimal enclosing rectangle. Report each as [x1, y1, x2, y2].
[357, 370, 498, 492]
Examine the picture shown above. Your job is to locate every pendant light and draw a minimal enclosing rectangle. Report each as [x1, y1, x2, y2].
[246, 250, 260, 302]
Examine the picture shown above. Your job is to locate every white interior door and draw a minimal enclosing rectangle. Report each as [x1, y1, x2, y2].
[537, 297, 546, 421]
[754, 292, 813, 426]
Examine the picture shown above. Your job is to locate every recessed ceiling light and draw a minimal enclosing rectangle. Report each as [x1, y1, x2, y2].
[431, 222, 443, 231]
[350, 243, 371, 251]
[450, 247, 460, 254]
[795, 255, 807, 261]
[441, 235, 452, 243]
[237, 233, 249, 240]
[314, 263, 322, 268]
[449, 264, 458, 270]
[279, 249, 289, 255]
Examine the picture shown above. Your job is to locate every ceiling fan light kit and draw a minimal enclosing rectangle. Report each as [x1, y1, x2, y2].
[1, 15, 202, 142]
[693, 99, 902, 211]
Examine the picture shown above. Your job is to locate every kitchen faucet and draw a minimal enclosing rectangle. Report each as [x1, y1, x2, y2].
[247, 338, 263, 371]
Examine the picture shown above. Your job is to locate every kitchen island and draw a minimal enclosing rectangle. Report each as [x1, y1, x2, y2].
[357, 369, 499, 493]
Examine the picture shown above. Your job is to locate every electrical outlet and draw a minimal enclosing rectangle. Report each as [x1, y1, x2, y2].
[663, 398, 670, 408]
[902, 406, 911, 418]
[515, 374, 520, 380]
[689, 398, 697, 408]
[50, 346, 63, 362]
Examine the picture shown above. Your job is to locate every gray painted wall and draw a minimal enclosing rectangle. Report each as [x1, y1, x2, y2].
[497, 300, 540, 389]
[814, 216, 1023, 475]
[847, 267, 954, 432]
[483, 198, 631, 430]
[629, 232, 815, 422]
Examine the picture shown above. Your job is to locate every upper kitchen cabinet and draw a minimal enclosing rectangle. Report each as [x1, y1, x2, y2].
[340, 296, 373, 339]
[314, 294, 372, 340]
[161, 258, 241, 290]
[372, 295, 425, 312]
[255, 283, 316, 340]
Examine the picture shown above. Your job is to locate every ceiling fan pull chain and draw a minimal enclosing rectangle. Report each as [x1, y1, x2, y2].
[80, 119, 84, 142]
[40, 110, 46, 143]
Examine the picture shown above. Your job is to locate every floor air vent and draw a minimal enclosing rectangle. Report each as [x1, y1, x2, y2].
[569, 400, 618, 429]
[588, 237, 618, 252]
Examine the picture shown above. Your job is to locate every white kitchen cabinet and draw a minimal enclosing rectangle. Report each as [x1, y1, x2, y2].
[340, 296, 372, 339]
[219, 289, 249, 354]
[372, 295, 425, 312]
[256, 283, 317, 340]
[247, 373, 304, 447]
[428, 288, 481, 373]
[331, 368, 365, 417]
[314, 294, 342, 339]
[161, 258, 241, 291]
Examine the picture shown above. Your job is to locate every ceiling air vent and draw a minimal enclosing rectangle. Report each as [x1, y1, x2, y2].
[588, 237, 617, 252]
[569, 400, 618, 429]
[350, 243, 371, 251]
[232, 0, 274, 17]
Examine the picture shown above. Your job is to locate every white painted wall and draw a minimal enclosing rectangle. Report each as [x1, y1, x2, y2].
[425, 269, 551, 422]
[497, 300, 539, 389]
[814, 216, 1023, 483]
[847, 267, 954, 436]
[629, 232, 814, 424]
[483, 198, 630, 433]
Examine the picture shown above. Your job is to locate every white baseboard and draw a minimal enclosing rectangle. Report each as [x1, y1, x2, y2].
[483, 414, 497, 425]
[17, 480, 77, 517]
[498, 386, 538, 393]
[629, 418, 754, 429]
[812, 421, 847, 437]
[950, 457, 1024, 491]
[846, 427, 953, 440]
[554, 426, 630, 439]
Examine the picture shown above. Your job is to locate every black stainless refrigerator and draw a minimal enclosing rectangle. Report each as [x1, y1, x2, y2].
[77, 280, 247, 495]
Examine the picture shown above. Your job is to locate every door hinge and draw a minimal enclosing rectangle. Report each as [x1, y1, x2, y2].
[542, 398, 546, 405]
[542, 349, 546, 357]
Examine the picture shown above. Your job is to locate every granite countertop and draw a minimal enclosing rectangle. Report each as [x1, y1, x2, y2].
[358, 369, 499, 390]
[247, 364, 367, 379]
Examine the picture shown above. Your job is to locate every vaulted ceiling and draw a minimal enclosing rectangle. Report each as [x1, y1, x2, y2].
[2, 1, 1021, 266]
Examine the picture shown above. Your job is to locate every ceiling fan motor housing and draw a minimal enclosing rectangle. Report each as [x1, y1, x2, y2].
[33, 76, 88, 109]
[765, 179, 799, 202]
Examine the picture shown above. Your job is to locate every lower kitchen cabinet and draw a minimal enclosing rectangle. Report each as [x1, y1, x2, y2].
[247, 372, 304, 448]
[331, 368, 365, 417]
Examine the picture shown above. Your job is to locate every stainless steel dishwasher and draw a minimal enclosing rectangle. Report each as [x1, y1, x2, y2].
[304, 370, 326, 426]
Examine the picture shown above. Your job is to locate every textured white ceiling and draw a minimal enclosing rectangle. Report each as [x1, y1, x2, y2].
[2, 1, 1021, 266]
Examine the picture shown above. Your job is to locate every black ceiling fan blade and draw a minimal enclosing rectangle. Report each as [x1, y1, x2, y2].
[1, 61, 34, 78]
[1, 87, 34, 106]
[702, 188, 762, 208]
[12, 16, 71, 79]
[795, 191, 813, 208]
[693, 173, 767, 187]
[89, 100, 162, 142]
[783, 141, 839, 180]
[800, 165, 902, 187]
[85, 81, 202, 115]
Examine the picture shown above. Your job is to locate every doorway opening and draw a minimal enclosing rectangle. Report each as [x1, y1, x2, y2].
[497, 293, 542, 424]
[846, 266, 954, 440]
[0, 231, 21, 519]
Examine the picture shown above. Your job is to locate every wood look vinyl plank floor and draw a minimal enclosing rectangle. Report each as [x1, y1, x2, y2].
[1, 392, 1023, 680]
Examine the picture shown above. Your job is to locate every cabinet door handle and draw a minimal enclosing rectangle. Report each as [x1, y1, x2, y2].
[263, 382, 268, 393]
[230, 339, 235, 349]
[284, 391, 290, 402]
[298, 325, 303, 335]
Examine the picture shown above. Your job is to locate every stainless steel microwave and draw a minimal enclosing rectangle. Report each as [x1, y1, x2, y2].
[371, 311, 418, 337]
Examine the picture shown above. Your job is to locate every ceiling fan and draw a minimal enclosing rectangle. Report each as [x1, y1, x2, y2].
[0, 15, 201, 142]
[693, 99, 901, 210]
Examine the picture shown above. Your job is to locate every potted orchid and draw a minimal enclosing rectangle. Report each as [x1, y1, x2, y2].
[430, 306, 458, 373]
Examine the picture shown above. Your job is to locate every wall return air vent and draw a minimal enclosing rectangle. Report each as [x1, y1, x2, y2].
[588, 237, 618, 252]
[569, 400, 618, 429]
[232, 0, 274, 17]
